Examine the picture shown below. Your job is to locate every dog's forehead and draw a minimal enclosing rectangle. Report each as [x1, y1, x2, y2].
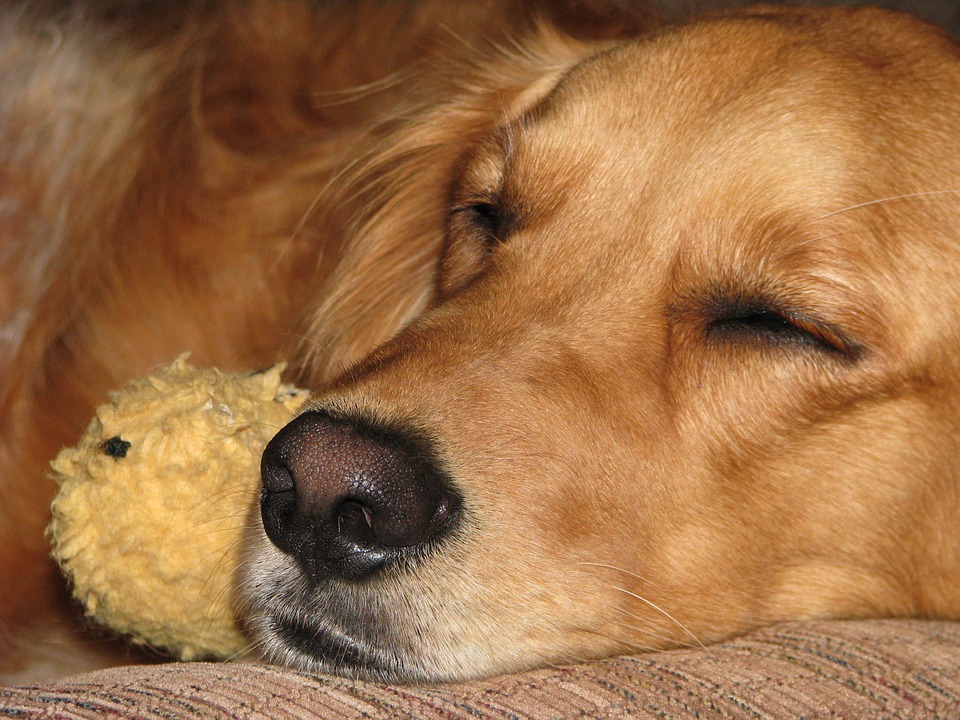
[498, 25, 854, 246]
[531, 7, 958, 151]
[501, 8, 960, 244]
[510, 30, 828, 199]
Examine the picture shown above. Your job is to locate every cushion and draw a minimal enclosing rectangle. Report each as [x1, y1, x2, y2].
[2, 619, 959, 718]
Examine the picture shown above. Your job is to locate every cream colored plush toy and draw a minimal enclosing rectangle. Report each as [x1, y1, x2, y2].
[48, 355, 308, 660]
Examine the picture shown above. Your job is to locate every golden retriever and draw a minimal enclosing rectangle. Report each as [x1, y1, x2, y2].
[2, 0, 959, 683]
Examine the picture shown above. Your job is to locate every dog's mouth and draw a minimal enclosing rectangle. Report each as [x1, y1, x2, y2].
[241, 560, 423, 681]
[271, 614, 393, 676]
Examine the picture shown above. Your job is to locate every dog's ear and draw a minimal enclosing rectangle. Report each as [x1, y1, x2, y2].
[292, 19, 654, 387]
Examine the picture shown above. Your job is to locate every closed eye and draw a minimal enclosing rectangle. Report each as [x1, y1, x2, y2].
[707, 300, 860, 360]
[451, 196, 516, 247]
[439, 193, 518, 298]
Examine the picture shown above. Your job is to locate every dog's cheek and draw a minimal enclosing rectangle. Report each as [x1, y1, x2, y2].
[430, 424, 675, 657]
[436, 536, 640, 673]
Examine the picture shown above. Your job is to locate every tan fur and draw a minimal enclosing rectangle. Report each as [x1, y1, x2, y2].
[2, 0, 959, 683]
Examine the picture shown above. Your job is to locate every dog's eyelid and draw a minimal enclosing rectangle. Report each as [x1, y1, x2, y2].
[705, 297, 862, 360]
[450, 193, 517, 245]
[773, 309, 861, 359]
[450, 193, 499, 216]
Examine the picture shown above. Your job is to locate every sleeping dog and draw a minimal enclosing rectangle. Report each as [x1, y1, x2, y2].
[1, 0, 958, 682]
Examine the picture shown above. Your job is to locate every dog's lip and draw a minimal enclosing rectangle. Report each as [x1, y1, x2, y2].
[272, 615, 386, 673]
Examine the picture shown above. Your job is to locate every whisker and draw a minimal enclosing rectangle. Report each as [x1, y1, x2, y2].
[593, 626, 662, 654]
[817, 189, 960, 220]
[577, 562, 705, 649]
[574, 626, 660, 656]
[538, 648, 595, 670]
[611, 613, 702, 650]
[612, 586, 706, 649]
[577, 561, 652, 584]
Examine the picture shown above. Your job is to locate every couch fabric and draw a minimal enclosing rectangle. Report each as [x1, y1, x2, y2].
[3, 620, 959, 719]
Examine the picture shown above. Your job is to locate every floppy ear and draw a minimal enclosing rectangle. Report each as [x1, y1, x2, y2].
[293, 23, 651, 387]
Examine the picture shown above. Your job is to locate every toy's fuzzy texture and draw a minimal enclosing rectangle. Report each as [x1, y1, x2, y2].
[48, 356, 308, 661]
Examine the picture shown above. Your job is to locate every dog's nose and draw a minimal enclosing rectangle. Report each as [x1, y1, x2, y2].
[259, 411, 461, 582]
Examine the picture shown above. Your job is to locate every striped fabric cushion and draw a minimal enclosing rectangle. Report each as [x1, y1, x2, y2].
[3, 620, 959, 719]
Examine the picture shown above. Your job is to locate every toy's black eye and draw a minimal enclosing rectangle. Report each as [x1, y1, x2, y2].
[101, 436, 131, 459]
[707, 300, 859, 359]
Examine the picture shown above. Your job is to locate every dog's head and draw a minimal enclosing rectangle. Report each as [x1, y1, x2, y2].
[241, 6, 960, 681]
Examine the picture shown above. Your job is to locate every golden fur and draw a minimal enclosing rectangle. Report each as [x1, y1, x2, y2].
[2, 0, 959, 683]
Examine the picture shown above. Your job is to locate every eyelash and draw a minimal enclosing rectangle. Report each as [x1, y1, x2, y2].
[707, 301, 859, 359]
[452, 196, 514, 246]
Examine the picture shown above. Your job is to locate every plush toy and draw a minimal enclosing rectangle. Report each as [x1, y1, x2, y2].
[47, 355, 308, 661]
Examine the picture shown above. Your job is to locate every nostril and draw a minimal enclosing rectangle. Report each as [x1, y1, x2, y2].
[339, 499, 373, 530]
[336, 500, 375, 546]
[362, 485, 458, 548]
[259, 454, 305, 559]
[259, 410, 461, 582]
[261, 456, 294, 493]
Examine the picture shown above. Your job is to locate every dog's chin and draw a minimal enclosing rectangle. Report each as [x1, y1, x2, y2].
[239, 532, 456, 683]
[248, 610, 412, 682]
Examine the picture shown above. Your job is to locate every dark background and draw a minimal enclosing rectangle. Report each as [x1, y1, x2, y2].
[656, 0, 960, 38]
